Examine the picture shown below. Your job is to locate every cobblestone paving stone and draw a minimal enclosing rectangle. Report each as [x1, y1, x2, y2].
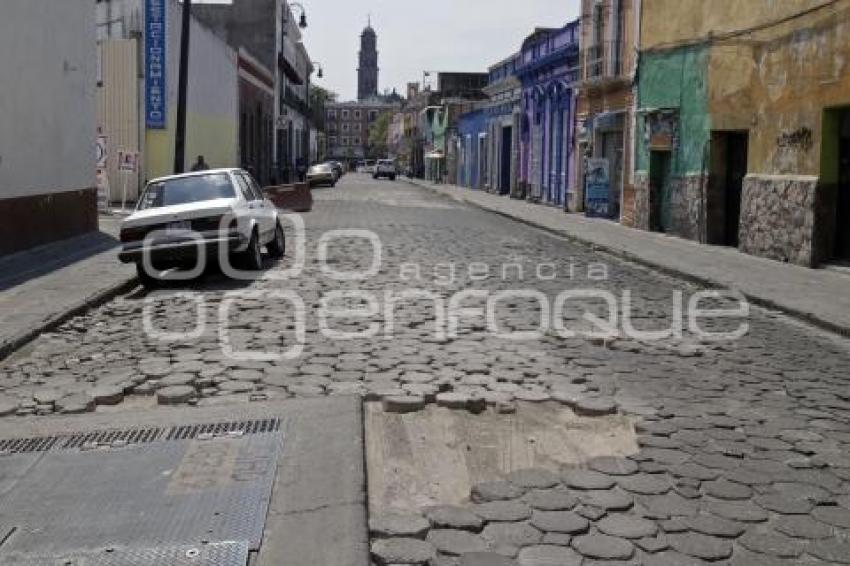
[2, 178, 850, 564]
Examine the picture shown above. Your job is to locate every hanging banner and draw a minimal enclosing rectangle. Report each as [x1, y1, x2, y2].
[585, 158, 610, 218]
[145, 0, 167, 129]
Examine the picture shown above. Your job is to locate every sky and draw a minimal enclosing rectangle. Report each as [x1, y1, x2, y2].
[197, 0, 581, 101]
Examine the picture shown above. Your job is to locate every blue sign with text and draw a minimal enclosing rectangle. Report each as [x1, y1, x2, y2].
[145, 0, 167, 129]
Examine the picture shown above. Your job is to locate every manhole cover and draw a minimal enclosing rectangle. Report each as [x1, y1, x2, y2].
[0, 420, 283, 565]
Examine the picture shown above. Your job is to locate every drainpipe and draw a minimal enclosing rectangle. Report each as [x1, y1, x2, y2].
[627, 0, 642, 225]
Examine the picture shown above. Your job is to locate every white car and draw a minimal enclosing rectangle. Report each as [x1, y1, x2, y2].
[119, 168, 285, 286]
[373, 159, 397, 180]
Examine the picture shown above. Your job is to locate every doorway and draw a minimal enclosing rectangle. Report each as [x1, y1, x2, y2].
[709, 132, 749, 247]
[649, 151, 671, 232]
[500, 126, 512, 194]
[835, 111, 850, 260]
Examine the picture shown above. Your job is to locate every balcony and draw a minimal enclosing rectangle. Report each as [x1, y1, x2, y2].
[283, 86, 309, 117]
[580, 41, 627, 85]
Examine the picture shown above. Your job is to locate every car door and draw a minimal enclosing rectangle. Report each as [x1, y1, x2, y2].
[230, 171, 258, 240]
[238, 171, 275, 240]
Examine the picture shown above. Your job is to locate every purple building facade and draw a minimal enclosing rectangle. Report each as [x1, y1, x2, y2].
[516, 20, 580, 207]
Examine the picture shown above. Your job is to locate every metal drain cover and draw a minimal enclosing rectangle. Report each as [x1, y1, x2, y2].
[0, 541, 249, 565]
[0, 424, 283, 565]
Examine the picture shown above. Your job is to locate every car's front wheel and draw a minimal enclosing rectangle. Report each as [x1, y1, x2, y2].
[267, 222, 285, 259]
[239, 230, 263, 271]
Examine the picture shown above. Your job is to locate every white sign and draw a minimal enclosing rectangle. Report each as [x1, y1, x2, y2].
[117, 150, 138, 173]
[96, 135, 108, 168]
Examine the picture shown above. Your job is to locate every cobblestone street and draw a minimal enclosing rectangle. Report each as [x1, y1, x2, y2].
[2, 175, 850, 565]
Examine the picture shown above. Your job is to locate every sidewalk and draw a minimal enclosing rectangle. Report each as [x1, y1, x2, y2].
[0, 215, 137, 360]
[407, 178, 850, 336]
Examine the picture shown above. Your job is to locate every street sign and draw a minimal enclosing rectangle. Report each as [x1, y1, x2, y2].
[96, 135, 108, 168]
[117, 151, 139, 173]
[145, 0, 167, 129]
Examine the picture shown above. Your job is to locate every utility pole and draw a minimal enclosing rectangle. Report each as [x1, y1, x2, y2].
[173, 0, 192, 173]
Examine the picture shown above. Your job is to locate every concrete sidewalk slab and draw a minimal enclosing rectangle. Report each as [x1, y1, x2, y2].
[407, 179, 850, 336]
[0, 395, 370, 566]
[0, 218, 136, 360]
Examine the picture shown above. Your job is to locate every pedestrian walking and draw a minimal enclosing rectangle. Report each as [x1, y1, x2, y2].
[190, 155, 209, 171]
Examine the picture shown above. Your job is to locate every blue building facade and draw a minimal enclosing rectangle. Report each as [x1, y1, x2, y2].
[516, 21, 581, 207]
[483, 53, 522, 196]
[456, 108, 489, 189]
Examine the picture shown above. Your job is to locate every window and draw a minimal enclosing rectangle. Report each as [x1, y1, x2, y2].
[327, 110, 336, 120]
[329, 136, 337, 146]
[239, 172, 264, 200]
[341, 137, 349, 146]
[354, 137, 361, 145]
[234, 173, 259, 201]
[368, 110, 378, 122]
[354, 110, 362, 119]
[137, 174, 236, 210]
[342, 123, 350, 132]
[354, 123, 361, 133]
[342, 110, 349, 119]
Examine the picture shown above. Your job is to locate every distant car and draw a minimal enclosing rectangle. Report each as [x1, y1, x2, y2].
[364, 160, 377, 174]
[330, 161, 345, 178]
[374, 159, 397, 180]
[118, 169, 284, 286]
[307, 163, 337, 187]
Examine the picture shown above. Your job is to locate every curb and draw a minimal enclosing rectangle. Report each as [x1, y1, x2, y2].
[0, 276, 138, 362]
[406, 178, 850, 339]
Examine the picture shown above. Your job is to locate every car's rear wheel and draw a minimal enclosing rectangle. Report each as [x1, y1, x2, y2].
[267, 222, 285, 259]
[390, 175, 396, 181]
[135, 261, 160, 288]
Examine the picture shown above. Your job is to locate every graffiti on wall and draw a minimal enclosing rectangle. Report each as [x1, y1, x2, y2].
[776, 127, 813, 152]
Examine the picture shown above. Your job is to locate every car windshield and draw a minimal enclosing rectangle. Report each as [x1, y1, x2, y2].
[310, 164, 331, 172]
[137, 174, 235, 210]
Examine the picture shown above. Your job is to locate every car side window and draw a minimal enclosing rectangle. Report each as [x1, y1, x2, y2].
[233, 173, 255, 202]
[241, 172, 265, 201]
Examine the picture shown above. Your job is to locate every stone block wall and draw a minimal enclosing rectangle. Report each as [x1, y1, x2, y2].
[667, 174, 704, 242]
[738, 174, 819, 266]
[633, 172, 650, 230]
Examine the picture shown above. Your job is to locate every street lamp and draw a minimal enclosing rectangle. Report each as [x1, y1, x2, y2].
[312, 61, 323, 79]
[288, 2, 308, 29]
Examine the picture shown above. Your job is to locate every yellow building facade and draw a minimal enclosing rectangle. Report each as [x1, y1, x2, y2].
[635, 0, 850, 266]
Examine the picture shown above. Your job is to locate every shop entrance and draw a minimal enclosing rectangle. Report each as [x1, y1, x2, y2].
[835, 110, 850, 260]
[649, 151, 671, 232]
[708, 131, 749, 247]
[500, 126, 513, 194]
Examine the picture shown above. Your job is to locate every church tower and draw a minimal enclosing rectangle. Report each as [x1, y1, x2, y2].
[357, 20, 379, 101]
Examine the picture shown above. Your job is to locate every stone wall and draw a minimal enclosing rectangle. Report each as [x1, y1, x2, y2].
[667, 174, 704, 242]
[633, 172, 650, 230]
[739, 174, 818, 266]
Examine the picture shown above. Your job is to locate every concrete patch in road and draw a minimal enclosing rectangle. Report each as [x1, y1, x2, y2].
[365, 401, 637, 516]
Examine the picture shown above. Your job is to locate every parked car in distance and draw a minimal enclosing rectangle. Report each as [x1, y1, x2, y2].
[374, 159, 397, 180]
[364, 160, 377, 174]
[330, 161, 345, 179]
[307, 163, 337, 187]
[118, 169, 284, 286]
